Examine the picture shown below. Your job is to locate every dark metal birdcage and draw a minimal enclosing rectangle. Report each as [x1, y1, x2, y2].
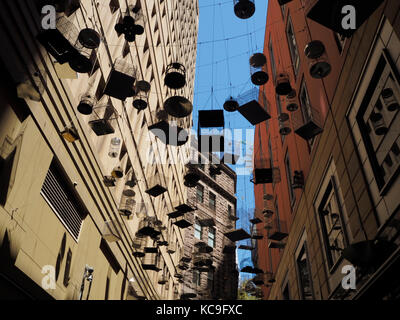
[233, 0, 255, 19]
[237, 88, 271, 125]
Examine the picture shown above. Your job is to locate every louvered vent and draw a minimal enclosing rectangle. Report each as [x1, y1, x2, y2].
[40, 162, 84, 241]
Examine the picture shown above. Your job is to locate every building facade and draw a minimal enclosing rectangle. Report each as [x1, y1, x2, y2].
[253, 0, 400, 300]
[0, 0, 199, 300]
[178, 142, 238, 300]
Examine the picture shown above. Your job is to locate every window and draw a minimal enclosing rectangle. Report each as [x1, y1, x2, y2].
[41, 160, 87, 241]
[286, 17, 300, 76]
[282, 283, 290, 300]
[208, 227, 216, 247]
[269, 37, 276, 80]
[333, 32, 346, 54]
[194, 218, 202, 240]
[277, 95, 285, 145]
[196, 184, 204, 203]
[296, 243, 314, 300]
[228, 205, 232, 218]
[285, 151, 295, 206]
[317, 177, 348, 269]
[299, 81, 315, 149]
[193, 270, 201, 286]
[209, 192, 216, 211]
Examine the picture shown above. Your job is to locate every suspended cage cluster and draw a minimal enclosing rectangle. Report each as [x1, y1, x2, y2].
[137, 216, 164, 239]
[291, 102, 323, 140]
[304, 40, 331, 79]
[286, 89, 299, 112]
[115, 6, 146, 42]
[37, 16, 100, 74]
[104, 57, 137, 101]
[233, 0, 255, 19]
[278, 112, 291, 136]
[236, 88, 271, 125]
[249, 53, 269, 86]
[251, 157, 281, 185]
[132, 80, 151, 111]
[147, 110, 190, 147]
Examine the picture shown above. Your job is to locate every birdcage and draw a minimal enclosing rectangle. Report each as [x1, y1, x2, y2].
[381, 83, 400, 112]
[233, 0, 255, 19]
[209, 164, 222, 176]
[250, 53, 269, 86]
[108, 137, 121, 158]
[193, 252, 213, 267]
[278, 112, 292, 135]
[267, 219, 288, 241]
[145, 172, 167, 197]
[291, 102, 323, 140]
[292, 170, 304, 189]
[304, 40, 331, 79]
[164, 95, 193, 118]
[158, 274, 168, 285]
[141, 251, 161, 271]
[119, 195, 136, 217]
[173, 213, 194, 229]
[132, 233, 146, 257]
[104, 57, 136, 100]
[111, 166, 124, 179]
[103, 175, 116, 187]
[114, 5, 146, 42]
[37, 15, 79, 64]
[184, 163, 201, 188]
[69, 43, 97, 74]
[223, 96, 239, 112]
[132, 80, 151, 111]
[369, 111, 388, 136]
[102, 220, 120, 242]
[77, 28, 101, 49]
[76, 93, 96, 115]
[137, 216, 159, 237]
[88, 100, 117, 136]
[251, 228, 263, 240]
[148, 110, 189, 146]
[286, 90, 299, 112]
[167, 242, 176, 254]
[61, 125, 79, 143]
[164, 62, 186, 89]
[252, 274, 265, 286]
[251, 158, 281, 185]
[198, 109, 225, 154]
[237, 88, 271, 125]
[275, 73, 292, 96]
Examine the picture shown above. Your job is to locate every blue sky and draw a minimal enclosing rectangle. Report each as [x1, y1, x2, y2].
[193, 0, 268, 281]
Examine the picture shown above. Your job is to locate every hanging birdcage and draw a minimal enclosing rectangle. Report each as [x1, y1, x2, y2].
[198, 110, 225, 154]
[173, 213, 194, 229]
[209, 164, 222, 176]
[164, 62, 186, 89]
[233, 0, 255, 19]
[141, 251, 161, 271]
[237, 88, 271, 125]
[108, 137, 121, 158]
[286, 91, 299, 112]
[193, 252, 213, 267]
[251, 228, 263, 240]
[252, 273, 265, 286]
[278, 112, 292, 135]
[145, 171, 168, 197]
[267, 219, 288, 241]
[167, 242, 176, 254]
[77, 93, 97, 115]
[103, 175, 116, 187]
[250, 53, 269, 86]
[119, 195, 136, 217]
[77, 28, 101, 49]
[37, 15, 79, 64]
[69, 43, 97, 74]
[223, 96, 239, 112]
[265, 271, 276, 283]
[88, 100, 117, 136]
[111, 166, 124, 179]
[148, 110, 189, 146]
[158, 274, 168, 285]
[251, 157, 281, 185]
[304, 40, 331, 79]
[275, 73, 292, 96]
[137, 216, 162, 238]
[104, 57, 136, 100]
[132, 233, 146, 257]
[132, 80, 151, 111]
[163, 94, 193, 118]
[114, 5, 146, 42]
[61, 125, 79, 143]
[291, 101, 323, 140]
[278, 0, 293, 5]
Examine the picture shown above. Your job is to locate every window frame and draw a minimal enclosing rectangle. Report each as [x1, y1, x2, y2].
[208, 226, 216, 247]
[209, 191, 216, 212]
[286, 15, 300, 77]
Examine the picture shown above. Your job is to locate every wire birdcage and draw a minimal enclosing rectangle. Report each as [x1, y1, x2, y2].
[237, 88, 271, 125]
[88, 100, 117, 136]
[104, 57, 136, 100]
[132, 80, 151, 111]
[119, 195, 136, 217]
[164, 62, 186, 89]
[250, 53, 269, 86]
[251, 157, 281, 185]
[233, 0, 255, 19]
[291, 102, 323, 140]
[304, 40, 331, 79]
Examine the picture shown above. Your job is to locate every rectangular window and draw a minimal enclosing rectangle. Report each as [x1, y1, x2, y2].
[208, 227, 216, 247]
[196, 184, 204, 203]
[41, 160, 86, 241]
[207, 270, 214, 289]
[318, 177, 348, 269]
[285, 151, 295, 206]
[193, 270, 201, 286]
[333, 32, 346, 54]
[209, 192, 216, 211]
[296, 244, 314, 300]
[277, 95, 285, 145]
[286, 17, 300, 76]
[194, 219, 202, 240]
[300, 81, 315, 149]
